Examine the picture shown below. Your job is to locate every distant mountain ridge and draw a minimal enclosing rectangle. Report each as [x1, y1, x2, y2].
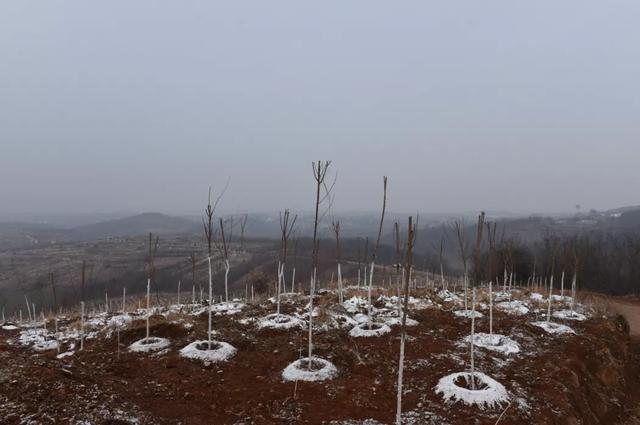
[69, 212, 200, 240]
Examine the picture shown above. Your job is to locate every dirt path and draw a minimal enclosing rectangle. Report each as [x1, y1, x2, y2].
[596, 295, 640, 337]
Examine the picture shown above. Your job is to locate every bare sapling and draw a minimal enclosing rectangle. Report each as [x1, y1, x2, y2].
[455, 219, 469, 310]
[547, 274, 554, 323]
[395, 216, 416, 425]
[240, 213, 248, 250]
[331, 219, 343, 305]
[122, 287, 126, 314]
[277, 209, 297, 314]
[49, 272, 58, 315]
[80, 301, 85, 350]
[489, 280, 493, 335]
[308, 160, 335, 368]
[435, 236, 445, 290]
[219, 217, 230, 304]
[203, 186, 222, 349]
[560, 271, 565, 299]
[291, 236, 298, 293]
[145, 232, 159, 340]
[470, 287, 477, 390]
[394, 221, 402, 314]
[368, 176, 388, 328]
[178, 280, 181, 306]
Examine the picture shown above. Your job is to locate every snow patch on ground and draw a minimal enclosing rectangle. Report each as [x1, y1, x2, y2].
[532, 321, 575, 335]
[256, 313, 305, 330]
[383, 316, 419, 327]
[453, 310, 484, 319]
[211, 302, 245, 315]
[435, 371, 509, 409]
[530, 293, 544, 302]
[438, 290, 461, 303]
[349, 322, 391, 338]
[1, 324, 18, 331]
[282, 356, 338, 382]
[128, 337, 171, 353]
[552, 309, 587, 321]
[496, 301, 530, 315]
[179, 340, 236, 363]
[464, 332, 521, 355]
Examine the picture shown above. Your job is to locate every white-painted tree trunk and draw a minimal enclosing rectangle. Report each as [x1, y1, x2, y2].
[80, 301, 85, 350]
[337, 263, 343, 305]
[146, 278, 151, 340]
[122, 287, 126, 314]
[367, 261, 375, 327]
[208, 255, 213, 349]
[178, 280, 181, 305]
[25, 296, 32, 322]
[105, 292, 109, 313]
[571, 272, 577, 311]
[291, 267, 296, 293]
[307, 269, 316, 369]
[357, 268, 361, 287]
[276, 262, 283, 315]
[470, 288, 477, 390]
[224, 259, 230, 304]
[489, 281, 493, 336]
[560, 271, 565, 299]
[547, 275, 554, 323]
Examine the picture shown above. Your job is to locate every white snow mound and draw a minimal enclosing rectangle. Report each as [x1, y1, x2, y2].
[257, 313, 305, 330]
[532, 321, 575, 335]
[552, 310, 586, 321]
[453, 310, 484, 319]
[282, 356, 338, 382]
[435, 371, 509, 409]
[128, 337, 171, 353]
[464, 333, 520, 355]
[349, 322, 391, 338]
[496, 301, 529, 316]
[179, 340, 236, 363]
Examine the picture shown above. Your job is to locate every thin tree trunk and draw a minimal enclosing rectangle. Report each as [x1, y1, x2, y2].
[208, 256, 213, 349]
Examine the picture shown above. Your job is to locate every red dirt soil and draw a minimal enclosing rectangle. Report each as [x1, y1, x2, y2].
[2, 290, 640, 424]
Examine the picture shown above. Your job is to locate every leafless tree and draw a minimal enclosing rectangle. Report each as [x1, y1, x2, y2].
[219, 217, 231, 304]
[49, 272, 57, 313]
[240, 214, 248, 250]
[331, 219, 343, 304]
[472, 212, 486, 287]
[307, 160, 335, 367]
[396, 216, 416, 425]
[189, 246, 198, 300]
[202, 184, 226, 349]
[454, 219, 469, 310]
[276, 209, 297, 314]
[367, 176, 388, 326]
[144, 232, 159, 340]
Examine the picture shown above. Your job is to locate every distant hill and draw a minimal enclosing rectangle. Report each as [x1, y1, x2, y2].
[69, 213, 200, 240]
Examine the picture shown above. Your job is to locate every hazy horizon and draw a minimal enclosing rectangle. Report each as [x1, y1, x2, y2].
[2, 1, 639, 216]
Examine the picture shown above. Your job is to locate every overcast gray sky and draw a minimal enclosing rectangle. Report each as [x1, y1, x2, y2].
[1, 1, 639, 216]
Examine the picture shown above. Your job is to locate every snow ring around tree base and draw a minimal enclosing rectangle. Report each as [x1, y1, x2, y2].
[349, 322, 391, 338]
[33, 339, 60, 352]
[257, 313, 305, 330]
[435, 371, 509, 409]
[282, 356, 338, 382]
[453, 310, 484, 319]
[128, 337, 171, 353]
[464, 333, 520, 355]
[552, 310, 586, 321]
[179, 340, 237, 363]
[532, 321, 575, 335]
